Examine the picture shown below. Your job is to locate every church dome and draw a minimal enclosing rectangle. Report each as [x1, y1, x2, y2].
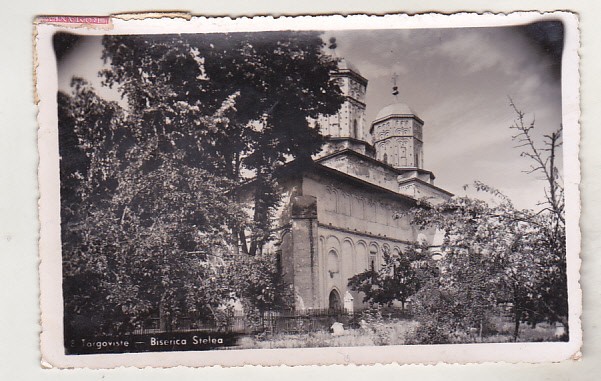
[375, 102, 417, 121]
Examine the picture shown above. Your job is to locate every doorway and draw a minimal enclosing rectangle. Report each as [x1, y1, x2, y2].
[329, 289, 342, 311]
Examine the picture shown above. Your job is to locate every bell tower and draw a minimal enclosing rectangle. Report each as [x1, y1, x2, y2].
[315, 39, 373, 157]
[317, 58, 368, 141]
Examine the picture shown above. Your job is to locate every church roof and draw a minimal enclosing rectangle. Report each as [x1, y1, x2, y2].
[375, 102, 418, 120]
[396, 176, 455, 197]
[333, 57, 368, 86]
[316, 148, 435, 180]
[338, 58, 361, 76]
[311, 162, 419, 204]
[370, 102, 423, 133]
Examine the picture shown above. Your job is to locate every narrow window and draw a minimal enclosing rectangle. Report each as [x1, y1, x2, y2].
[328, 250, 339, 278]
[369, 246, 378, 271]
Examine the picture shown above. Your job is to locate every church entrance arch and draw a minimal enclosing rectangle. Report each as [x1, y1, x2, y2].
[328, 289, 342, 311]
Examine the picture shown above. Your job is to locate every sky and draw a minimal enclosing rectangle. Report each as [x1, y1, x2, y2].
[56, 21, 564, 211]
[326, 24, 564, 210]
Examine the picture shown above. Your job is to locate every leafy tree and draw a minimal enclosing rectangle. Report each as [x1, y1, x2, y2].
[100, 32, 344, 255]
[498, 211, 566, 340]
[405, 99, 567, 344]
[409, 188, 516, 341]
[348, 245, 426, 312]
[223, 251, 294, 329]
[408, 181, 566, 343]
[59, 79, 244, 335]
[509, 99, 567, 336]
[58, 31, 344, 336]
[59, 79, 130, 336]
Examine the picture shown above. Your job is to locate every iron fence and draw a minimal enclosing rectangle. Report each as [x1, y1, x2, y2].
[132, 307, 413, 336]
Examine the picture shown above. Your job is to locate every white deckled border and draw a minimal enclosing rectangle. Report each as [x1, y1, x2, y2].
[36, 11, 581, 369]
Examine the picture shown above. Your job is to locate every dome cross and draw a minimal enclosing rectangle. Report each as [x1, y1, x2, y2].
[391, 72, 400, 99]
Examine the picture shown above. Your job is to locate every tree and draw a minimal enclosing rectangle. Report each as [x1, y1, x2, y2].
[407, 181, 568, 342]
[59, 78, 130, 336]
[224, 251, 294, 329]
[404, 99, 568, 344]
[100, 32, 344, 255]
[409, 188, 516, 341]
[348, 245, 426, 312]
[509, 99, 567, 335]
[58, 31, 344, 336]
[60, 79, 245, 335]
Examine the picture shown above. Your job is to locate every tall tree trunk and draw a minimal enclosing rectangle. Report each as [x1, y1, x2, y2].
[513, 312, 520, 342]
[513, 287, 521, 342]
[159, 304, 172, 332]
[239, 228, 249, 255]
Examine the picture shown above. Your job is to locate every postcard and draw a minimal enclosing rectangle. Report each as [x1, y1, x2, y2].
[35, 12, 581, 368]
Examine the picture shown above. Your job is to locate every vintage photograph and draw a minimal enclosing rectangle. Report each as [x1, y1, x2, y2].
[36, 13, 581, 366]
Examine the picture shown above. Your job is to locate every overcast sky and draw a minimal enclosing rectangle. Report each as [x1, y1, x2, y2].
[327, 25, 563, 211]
[57, 22, 564, 210]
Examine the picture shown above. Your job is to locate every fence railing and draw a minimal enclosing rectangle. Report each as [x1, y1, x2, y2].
[132, 307, 412, 336]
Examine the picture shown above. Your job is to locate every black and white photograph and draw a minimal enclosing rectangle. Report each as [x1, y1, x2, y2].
[35, 13, 581, 367]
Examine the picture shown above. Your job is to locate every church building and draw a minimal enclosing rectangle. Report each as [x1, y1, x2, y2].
[266, 58, 452, 312]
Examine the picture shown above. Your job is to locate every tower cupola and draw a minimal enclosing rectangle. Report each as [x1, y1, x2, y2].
[370, 102, 424, 169]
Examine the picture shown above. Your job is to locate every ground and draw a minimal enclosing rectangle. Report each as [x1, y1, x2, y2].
[234, 317, 562, 349]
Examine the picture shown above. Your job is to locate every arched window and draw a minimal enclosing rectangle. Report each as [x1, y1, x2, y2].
[337, 192, 351, 215]
[383, 153, 388, 164]
[353, 119, 359, 139]
[327, 250, 339, 278]
[325, 187, 336, 212]
[390, 248, 401, 277]
[368, 245, 378, 271]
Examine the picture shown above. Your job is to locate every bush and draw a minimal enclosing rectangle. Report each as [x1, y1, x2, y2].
[407, 319, 451, 345]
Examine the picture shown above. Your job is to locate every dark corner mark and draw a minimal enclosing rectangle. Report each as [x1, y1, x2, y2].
[522, 20, 565, 80]
[53, 32, 83, 62]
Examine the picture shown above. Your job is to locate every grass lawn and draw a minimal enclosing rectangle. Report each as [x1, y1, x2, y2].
[236, 319, 419, 349]
[234, 316, 562, 349]
[485, 319, 564, 343]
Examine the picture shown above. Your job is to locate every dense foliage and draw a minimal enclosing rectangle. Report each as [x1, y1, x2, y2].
[348, 245, 429, 312]
[350, 100, 567, 344]
[100, 32, 344, 256]
[409, 184, 566, 342]
[58, 31, 343, 336]
[406, 101, 567, 343]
